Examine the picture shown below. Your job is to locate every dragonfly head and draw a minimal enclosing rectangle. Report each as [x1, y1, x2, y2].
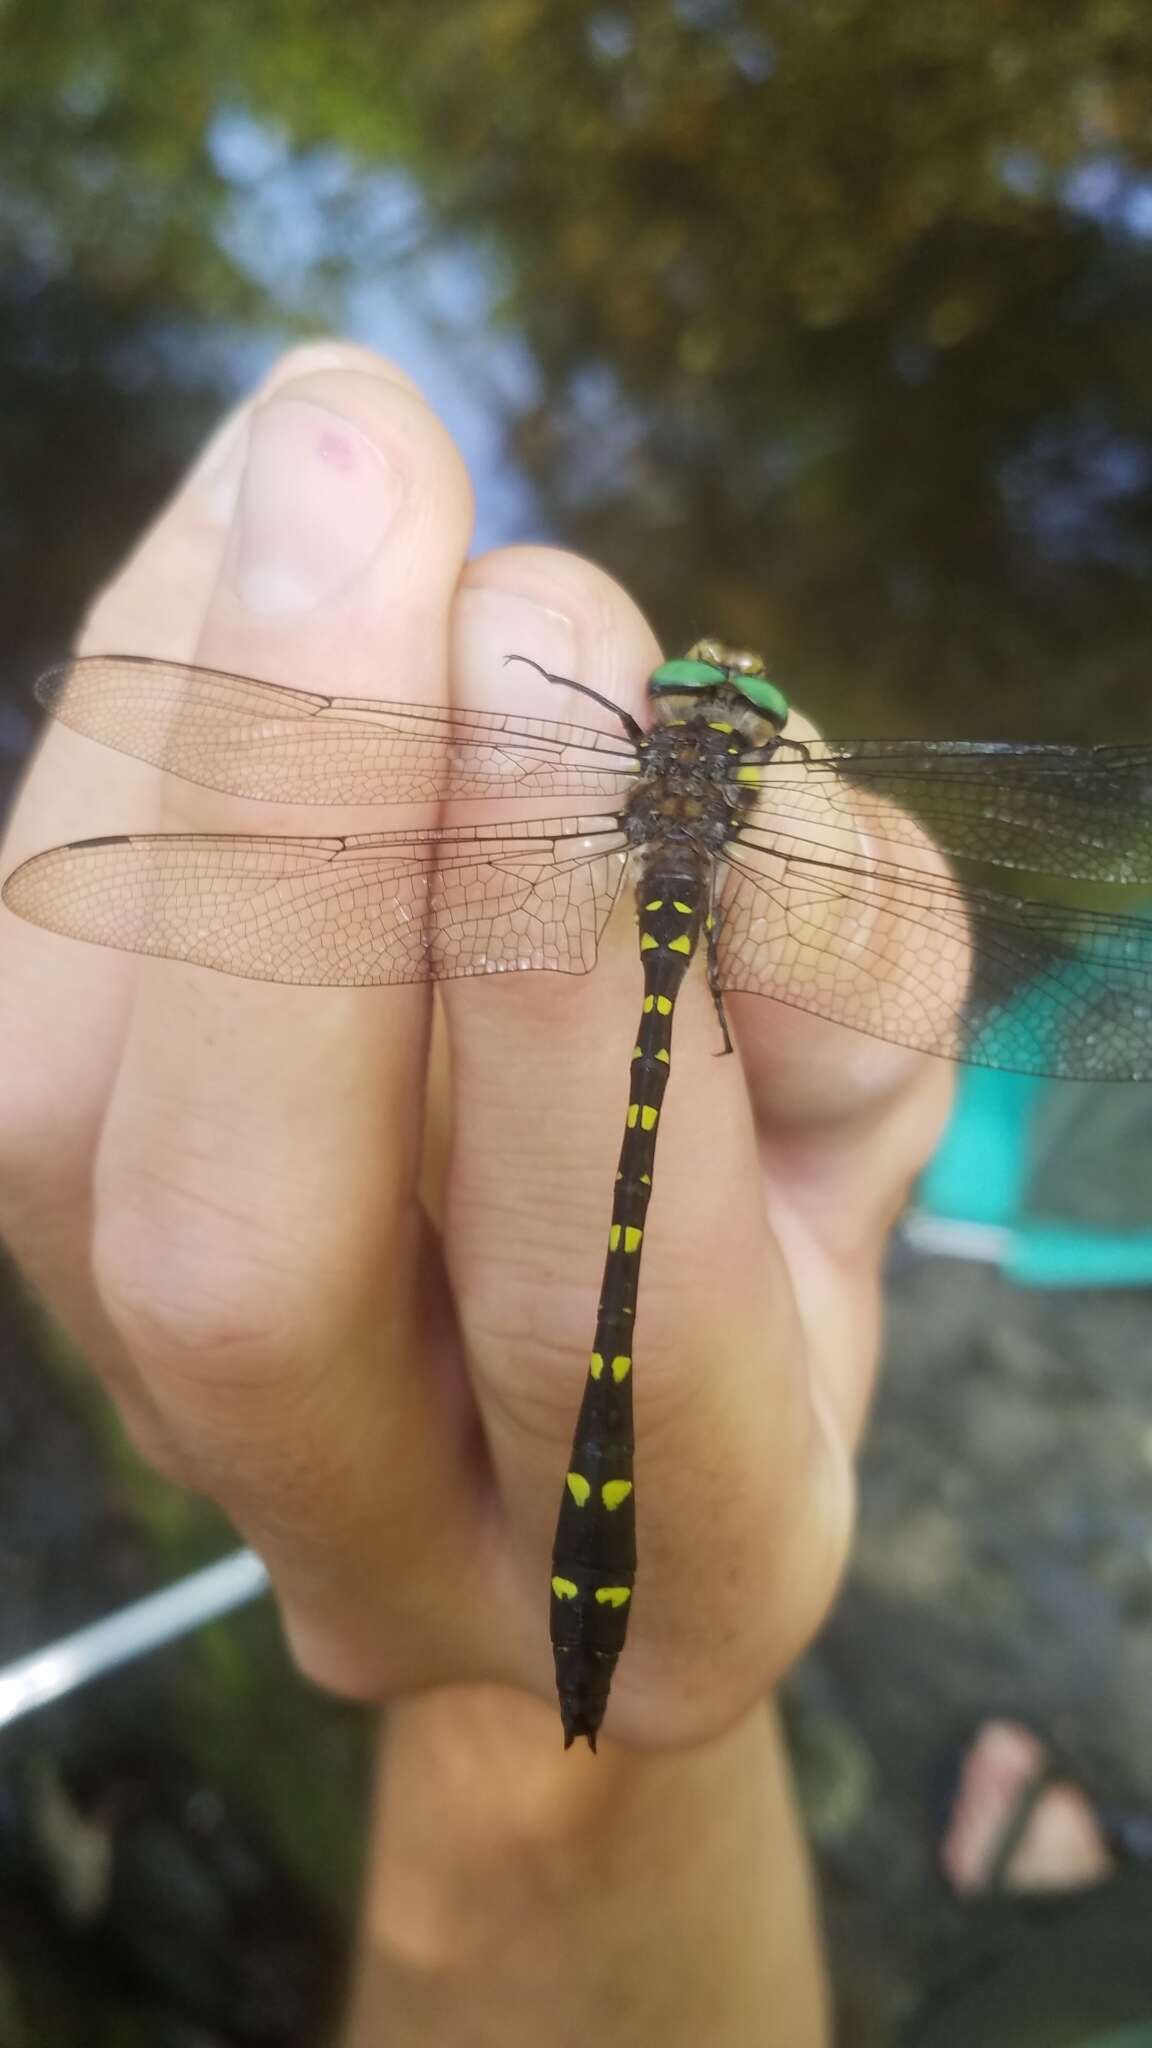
[649, 639, 789, 733]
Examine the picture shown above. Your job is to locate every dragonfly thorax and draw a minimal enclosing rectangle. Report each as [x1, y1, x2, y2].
[648, 678, 784, 750]
[623, 687, 780, 860]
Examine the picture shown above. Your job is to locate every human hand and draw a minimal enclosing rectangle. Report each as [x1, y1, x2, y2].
[0, 344, 953, 1751]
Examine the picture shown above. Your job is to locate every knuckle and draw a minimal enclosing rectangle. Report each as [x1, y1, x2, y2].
[91, 1190, 318, 1390]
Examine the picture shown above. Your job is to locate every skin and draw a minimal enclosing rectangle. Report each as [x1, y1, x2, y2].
[0, 344, 957, 2045]
[944, 1720, 1113, 1894]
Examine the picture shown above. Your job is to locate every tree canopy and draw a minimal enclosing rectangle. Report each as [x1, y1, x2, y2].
[2, 0, 1151, 732]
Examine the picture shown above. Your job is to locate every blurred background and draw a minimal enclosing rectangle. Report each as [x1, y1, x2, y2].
[1, 2, 1151, 2041]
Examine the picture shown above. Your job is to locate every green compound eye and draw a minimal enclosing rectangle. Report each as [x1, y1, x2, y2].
[649, 657, 789, 725]
[649, 659, 726, 691]
[733, 671, 789, 722]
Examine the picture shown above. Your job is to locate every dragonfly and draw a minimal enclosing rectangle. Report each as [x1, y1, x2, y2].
[6, 640, 1152, 1749]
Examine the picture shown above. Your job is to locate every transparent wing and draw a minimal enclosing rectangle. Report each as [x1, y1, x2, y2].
[36, 656, 639, 805]
[714, 843, 1152, 1080]
[751, 738, 1152, 884]
[2, 819, 630, 987]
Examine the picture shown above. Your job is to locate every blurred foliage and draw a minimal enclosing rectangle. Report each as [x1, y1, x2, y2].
[2, 0, 1151, 733]
[390, 0, 1152, 731]
[25, 1286, 368, 1917]
[0, 1261, 362, 2041]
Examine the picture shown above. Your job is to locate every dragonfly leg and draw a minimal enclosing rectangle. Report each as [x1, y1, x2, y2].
[503, 654, 646, 746]
[705, 877, 734, 1055]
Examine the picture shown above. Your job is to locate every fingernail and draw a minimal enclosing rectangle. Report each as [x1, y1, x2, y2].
[453, 585, 576, 710]
[230, 395, 402, 615]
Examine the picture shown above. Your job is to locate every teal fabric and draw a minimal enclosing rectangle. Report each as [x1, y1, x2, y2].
[915, 932, 1152, 1285]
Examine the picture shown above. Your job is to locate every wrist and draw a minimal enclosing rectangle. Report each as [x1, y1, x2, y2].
[344, 1684, 829, 2048]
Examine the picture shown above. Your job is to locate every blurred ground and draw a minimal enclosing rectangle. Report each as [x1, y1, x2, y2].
[794, 1082, 1152, 2043]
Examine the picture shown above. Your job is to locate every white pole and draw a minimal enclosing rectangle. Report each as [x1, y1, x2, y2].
[0, 1549, 271, 1731]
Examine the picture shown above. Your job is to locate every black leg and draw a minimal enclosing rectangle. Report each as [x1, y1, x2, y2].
[705, 881, 734, 1056]
[504, 654, 646, 747]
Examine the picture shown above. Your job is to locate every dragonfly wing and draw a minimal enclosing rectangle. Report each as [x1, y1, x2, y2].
[713, 843, 1152, 1080]
[3, 821, 630, 987]
[35, 656, 638, 805]
[755, 738, 1152, 884]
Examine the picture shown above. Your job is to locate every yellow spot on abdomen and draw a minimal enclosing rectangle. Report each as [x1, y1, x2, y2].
[656, 994, 673, 1015]
[708, 720, 733, 732]
[609, 1224, 621, 1251]
[627, 1104, 638, 1128]
[595, 1586, 632, 1608]
[640, 934, 658, 952]
[669, 934, 692, 955]
[602, 1480, 633, 1510]
[673, 899, 692, 913]
[624, 1225, 643, 1252]
[640, 1105, 658, 1130]
[610, 1354, 632, 1381]
[566, 1472, 591, 1506]
[655, 1048, 670, 1064]
[552, 1577, 578, 1601]
[589, 1352, 605, 1379]
[631, 1045, 642, 1060]
[645, 898, 663, 911]
[643, 994, 654, 1012]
